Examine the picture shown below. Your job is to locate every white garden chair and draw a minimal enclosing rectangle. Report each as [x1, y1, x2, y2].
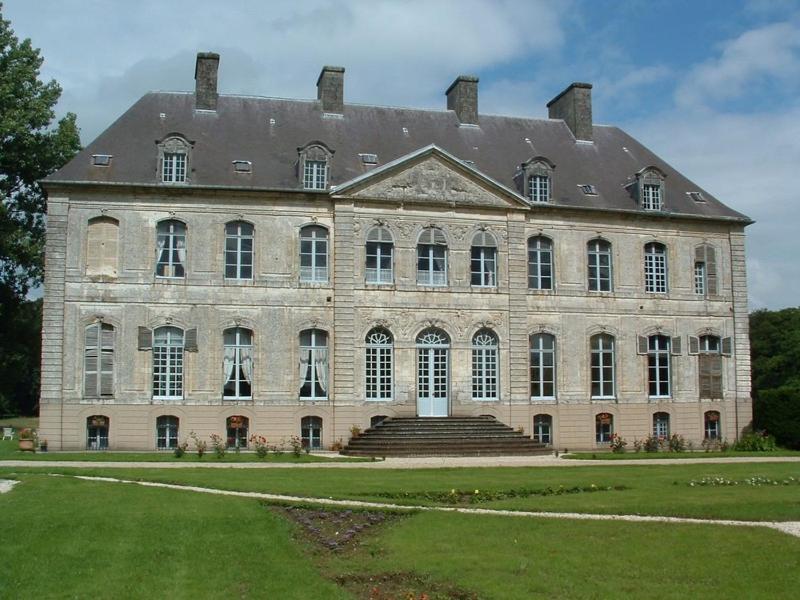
[2, 427, 13, 440]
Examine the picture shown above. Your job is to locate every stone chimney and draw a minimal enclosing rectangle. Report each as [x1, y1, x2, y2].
[446, 75, 479, 125]
[195, 52, 220, 111]
[547, 82, 593, 141]
[317, 66, 345, 114]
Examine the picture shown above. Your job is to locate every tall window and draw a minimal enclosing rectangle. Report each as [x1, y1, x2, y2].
[86, 216, 119, 277]
[530, 333, 556, 400]
[694, 261, 706, 295]
[587, 239, 612, 292]
[156, 220, 186, 278]
[84, 322, 114, 397]
[470, 231, 497, 288]
[226, 415, 249, 449]
[653, 412, 670, 438]
[365, 328, 393, 401]
[472, 329, 498, 401]
[590, 334, 615, 399]
[528, 236, 553, 290]
[694, 245, 718, 297]
[299, 329, 328, 400]
[642, 183, 662, 210]
[301, 416, 323, 449]
[299, 225, 329, 282]
[595, 413, 613, 443]
[366, 227, 394, 284]
[698, 335, 722, 399]
[303, 160, 328, 190]
[225, 221, 253, 280]
[86, 415, 109, 450]
[704, 411, 721, 440]
[417, 227, 447, 286]
[156, 416, 179, 450]
[647, 335, 671, 398]
[533, 414, 552, 444]
[644, 242, 667, 293]
[223, 328, 253, 400]
[529, 174, 550, 203]
[153, 327, 184, 400]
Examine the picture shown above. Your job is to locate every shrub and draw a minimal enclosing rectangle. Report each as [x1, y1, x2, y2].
[330, 438, 344, 452]
[210, 433, 226, 458]
[734, 431, 777, 452]
[189, 431, 206, 458]
[250, 434, 269, 458]
[349, 424, 361, 438]
[609, 433, 627, 453]
[667, 433, 687, 452]
[754, 385, 800, 449]
[642, 435, 662, 453]
[289, 435, 303, 457]
[173, 440, 188, 458]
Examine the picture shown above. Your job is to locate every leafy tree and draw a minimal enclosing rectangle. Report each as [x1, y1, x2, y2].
[0, 4, 81, 415]
[750, 307, 800, 448]
[1, 3, 81, 299]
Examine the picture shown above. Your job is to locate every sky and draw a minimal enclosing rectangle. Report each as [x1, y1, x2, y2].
[4, 0, 799, 310]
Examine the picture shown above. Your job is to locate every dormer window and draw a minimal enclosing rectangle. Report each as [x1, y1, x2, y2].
[158, 135, 191, 184]
[519, 157, 555, 203]
[298, 141, 334, 191]
[636, 166, 666, 211]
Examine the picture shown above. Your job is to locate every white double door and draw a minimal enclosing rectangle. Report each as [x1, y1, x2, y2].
[417, 346, 449, 417]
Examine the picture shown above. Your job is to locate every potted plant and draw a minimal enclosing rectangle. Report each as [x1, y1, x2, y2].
[18, 428, 36, 452]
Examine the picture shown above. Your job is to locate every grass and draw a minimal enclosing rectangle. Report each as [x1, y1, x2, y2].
[4, 461, 799, 521]
[2, 473, 798, 599]
[566, 449, 800, 459]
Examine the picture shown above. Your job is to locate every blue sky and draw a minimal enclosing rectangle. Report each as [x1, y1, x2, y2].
[4, 0, 799, 309]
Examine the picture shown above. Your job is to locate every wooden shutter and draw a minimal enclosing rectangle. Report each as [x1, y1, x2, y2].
[698, 354, 712, 399]
[637, 336, 649, 355]
[138, 326, 152, 350]
[99, 324, 114, 397]
[721, 337, 733, 356]
[709, 354, 722, 399]
[670, 336, 682, 355]
[705, 245, 718, 296]
[184, 328, 198, 352]
[84, 324, 99, 396]
[688, 336, 700, 355]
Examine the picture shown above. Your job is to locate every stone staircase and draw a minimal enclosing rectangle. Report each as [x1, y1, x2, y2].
[341, 416, 549, 457]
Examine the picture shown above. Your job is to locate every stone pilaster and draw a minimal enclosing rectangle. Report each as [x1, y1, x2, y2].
[506, 214, 529, 403]
[333, 201, 356, 407]
[729, 229, 752, 436]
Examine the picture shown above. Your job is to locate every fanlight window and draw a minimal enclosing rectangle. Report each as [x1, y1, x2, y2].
[472, 329, 499, 400]
[366, 227, 394, 284]
[365, 328, 393, 401]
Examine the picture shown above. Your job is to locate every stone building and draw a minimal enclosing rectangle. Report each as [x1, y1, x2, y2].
[39, 53, 752, 451]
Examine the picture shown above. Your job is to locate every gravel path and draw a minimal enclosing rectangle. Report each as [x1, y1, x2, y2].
[1, 455, 799, 469]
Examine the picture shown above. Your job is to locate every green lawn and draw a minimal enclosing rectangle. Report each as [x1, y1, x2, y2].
[4, 461, 799, 521]
[566, 449, 800, 459]
[2, 472, 798, 599]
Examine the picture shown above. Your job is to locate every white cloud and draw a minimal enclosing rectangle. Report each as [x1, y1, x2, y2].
[675, 21, 800, 109]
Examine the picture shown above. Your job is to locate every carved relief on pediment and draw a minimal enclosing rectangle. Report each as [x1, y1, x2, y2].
[350, 157, 512, 208]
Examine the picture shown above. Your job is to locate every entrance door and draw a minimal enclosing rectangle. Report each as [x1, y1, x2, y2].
[416, 328, 449, 417]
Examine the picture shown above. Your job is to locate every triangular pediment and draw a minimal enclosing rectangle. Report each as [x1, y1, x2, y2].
[332, 145, 528, 209]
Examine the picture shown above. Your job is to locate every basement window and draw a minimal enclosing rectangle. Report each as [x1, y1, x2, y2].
[232, 160, 252, 173]
[92, 154, 112, 167]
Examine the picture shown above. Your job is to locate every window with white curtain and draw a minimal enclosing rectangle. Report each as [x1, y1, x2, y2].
[365, 227, 394, 284]
[156, 220, 186, 278]
[470, 231, 497, 288]
[223, 327, 253, 399]
[299, 225, 329, 282]
[299, 329, 328, 399]
[417, 227, 447, 286]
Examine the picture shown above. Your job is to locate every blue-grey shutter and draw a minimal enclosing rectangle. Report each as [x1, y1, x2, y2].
[670, 336, 682, 355]
[688, 336, 700, 355]
[184, 328, 198, 352]
[721, 337, 733, 357]
[138, 326, 152, 350]
[637, 336, 648, 355]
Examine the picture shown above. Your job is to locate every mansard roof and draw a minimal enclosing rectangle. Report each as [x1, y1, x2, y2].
[47, 91, 750, 222]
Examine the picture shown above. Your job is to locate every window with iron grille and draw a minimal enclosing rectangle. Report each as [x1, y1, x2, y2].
[472, 329, 498, 400]
[299, 225, 329, 282]
[644, 242, 667, 293]
[528, 236, 553, 290]
[530, 333, 556, 399]
[587, 239, 612, 291]
[590, 334, 615, 399]
[225, 221, 254, 280]
[226, 416, 249, 449]
[365, 328, 393, 401]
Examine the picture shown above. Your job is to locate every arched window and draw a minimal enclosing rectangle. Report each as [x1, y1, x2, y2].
[156, 220, 186, 278]
[644, 242, 667, 293]
[704, 411, 721, 440]
[416, 328, 450, 417]
[653, 412, 670, 438]
[159, 136, 190, 183]
[636, 167, 665, 211]
[470, 231, 497, 288]
[156, 415, 179, 450]
[298, 143, 331, 190]
[224, 221, 254, 280]
[587, 239, 612, 292]
[299, 329, 328, 400]
[365, 328, 393, 401]
[366, 227, 394, 284]
[226, 415, 249, 449]
[530, 333, 556, 400]
[299, 225, 329, 283]
[533, 414, 552, 444]
[595, 412, 613, 444]
[647, 334, 671, 398]
[223, 328, 253, 400]
[590, 334, 615, 399]
[417, 228, 448, 286]
[301, 416, 323, 449]
[86, 415, 109, 450]
[84, 322, 114, 398]
[472, 329, 498, 400]
[86, 216, 119, 277]
[153, 326, 184, 400]
[528, 236, 553, 290]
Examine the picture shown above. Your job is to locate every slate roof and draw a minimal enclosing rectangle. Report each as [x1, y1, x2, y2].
[47, 91, 750, 222]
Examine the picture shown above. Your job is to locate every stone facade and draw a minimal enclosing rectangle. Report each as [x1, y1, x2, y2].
[39, 57, 752, 451]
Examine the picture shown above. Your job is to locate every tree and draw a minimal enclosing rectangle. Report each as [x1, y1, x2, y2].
[0, 4, 81, 415]
[1, 3, 81, 299]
